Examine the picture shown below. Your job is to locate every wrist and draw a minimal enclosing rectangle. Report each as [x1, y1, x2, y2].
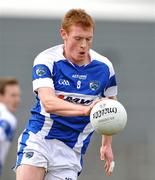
[102, 135, 112, 146]
[102, 144, 112, 148]
[82, 106, 92, 116]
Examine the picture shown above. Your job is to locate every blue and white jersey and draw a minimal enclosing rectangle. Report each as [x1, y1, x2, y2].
[27, 44, 117, 154]
[0, 103, 17, 168]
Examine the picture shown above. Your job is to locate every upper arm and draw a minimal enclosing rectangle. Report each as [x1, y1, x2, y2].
[104, 62, 117, 97]
[32, 53, 55, 93]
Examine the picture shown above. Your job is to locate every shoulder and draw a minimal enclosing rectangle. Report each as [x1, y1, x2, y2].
[90, 49, 113, 69]
[34, 44, 65, 66]
[0, 104, 17, 129]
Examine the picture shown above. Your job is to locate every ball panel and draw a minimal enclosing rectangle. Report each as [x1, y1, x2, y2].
[90, 99, 127, 135]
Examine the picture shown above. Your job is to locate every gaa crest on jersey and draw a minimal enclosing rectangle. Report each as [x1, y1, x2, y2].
[65, 178, 73, 180]
[36, 67, 46, 76]
[25, 152, 34, 159]
[89, 81, 100, 91]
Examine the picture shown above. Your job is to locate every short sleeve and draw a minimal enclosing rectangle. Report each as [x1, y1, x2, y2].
[104, 62, 118, 97]
[32, 53, 55, 92]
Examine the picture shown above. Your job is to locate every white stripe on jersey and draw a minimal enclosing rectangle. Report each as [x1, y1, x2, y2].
[40, 101, 50, 118]
[55, 90, 101, 99]
[73, 122, 94, 153]
[36, 117, 54, 137]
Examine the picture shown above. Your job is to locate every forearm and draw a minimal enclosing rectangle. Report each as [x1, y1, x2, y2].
[102, 135, 112, 146]
[101, 96, 116, 146]
[41, 95, 89, 116]
[49, 106, 89, 116]
[38, 87, 92, 116]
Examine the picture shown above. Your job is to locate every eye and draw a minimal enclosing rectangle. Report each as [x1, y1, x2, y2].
[75, 37, 81, 41]
[86, 38, 92, 42]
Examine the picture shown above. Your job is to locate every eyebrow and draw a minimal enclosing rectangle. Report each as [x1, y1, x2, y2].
[74, 36, 93, 38]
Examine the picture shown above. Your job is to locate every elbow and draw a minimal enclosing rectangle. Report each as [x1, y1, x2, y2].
[42, 98, 55, 113]
[44, 105, 52, 113]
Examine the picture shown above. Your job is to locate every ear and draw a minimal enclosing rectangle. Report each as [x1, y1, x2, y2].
[60, 28, 68, 41]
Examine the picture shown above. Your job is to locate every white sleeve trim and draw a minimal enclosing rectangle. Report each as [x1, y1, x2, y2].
[33, 78, 54, 92]
[104, 86, 118, 97]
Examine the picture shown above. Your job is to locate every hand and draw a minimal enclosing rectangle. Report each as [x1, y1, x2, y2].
[100, 145, 114, 176]
[83, 99, 101, 116]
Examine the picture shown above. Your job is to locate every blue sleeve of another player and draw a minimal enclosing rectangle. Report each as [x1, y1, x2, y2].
[0, 120, 14, 141]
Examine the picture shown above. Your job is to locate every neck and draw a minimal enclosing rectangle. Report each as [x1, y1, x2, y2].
[63, 48, 91, 66]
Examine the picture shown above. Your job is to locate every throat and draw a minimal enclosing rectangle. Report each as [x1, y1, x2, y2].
[63, 47, 91, 66]
[64, 54, 91, 66]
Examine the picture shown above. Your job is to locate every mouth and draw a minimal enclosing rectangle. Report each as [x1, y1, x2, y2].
[79, 52, 86, 56]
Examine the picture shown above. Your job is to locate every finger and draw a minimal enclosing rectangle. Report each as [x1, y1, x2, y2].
[105, 161, 109, 173]
[105, 160, 114, 176]
[104, 162, 107, 169]
[108, 161, 115, 173]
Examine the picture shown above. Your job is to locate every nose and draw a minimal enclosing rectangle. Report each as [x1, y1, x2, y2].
[80, 39, 87, 48]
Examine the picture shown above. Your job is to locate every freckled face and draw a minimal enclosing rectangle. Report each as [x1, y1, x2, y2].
[61, 25, 94, 64]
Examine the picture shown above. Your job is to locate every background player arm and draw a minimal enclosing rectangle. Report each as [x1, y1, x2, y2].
[100, 96, 117, 176]
[0, 119, 14, 142]
[38, 87, 93, 116]
[0, 127, 7, 141]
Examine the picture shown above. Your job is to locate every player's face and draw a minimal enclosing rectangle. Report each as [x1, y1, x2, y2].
[2, 85, 21, 113]
[61, 25, 93, 64]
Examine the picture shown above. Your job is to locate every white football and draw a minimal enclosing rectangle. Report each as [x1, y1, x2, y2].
[90, 99, 127, 135]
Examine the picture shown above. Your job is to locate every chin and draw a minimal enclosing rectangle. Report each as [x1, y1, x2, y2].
[77, 56, 86, 61]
